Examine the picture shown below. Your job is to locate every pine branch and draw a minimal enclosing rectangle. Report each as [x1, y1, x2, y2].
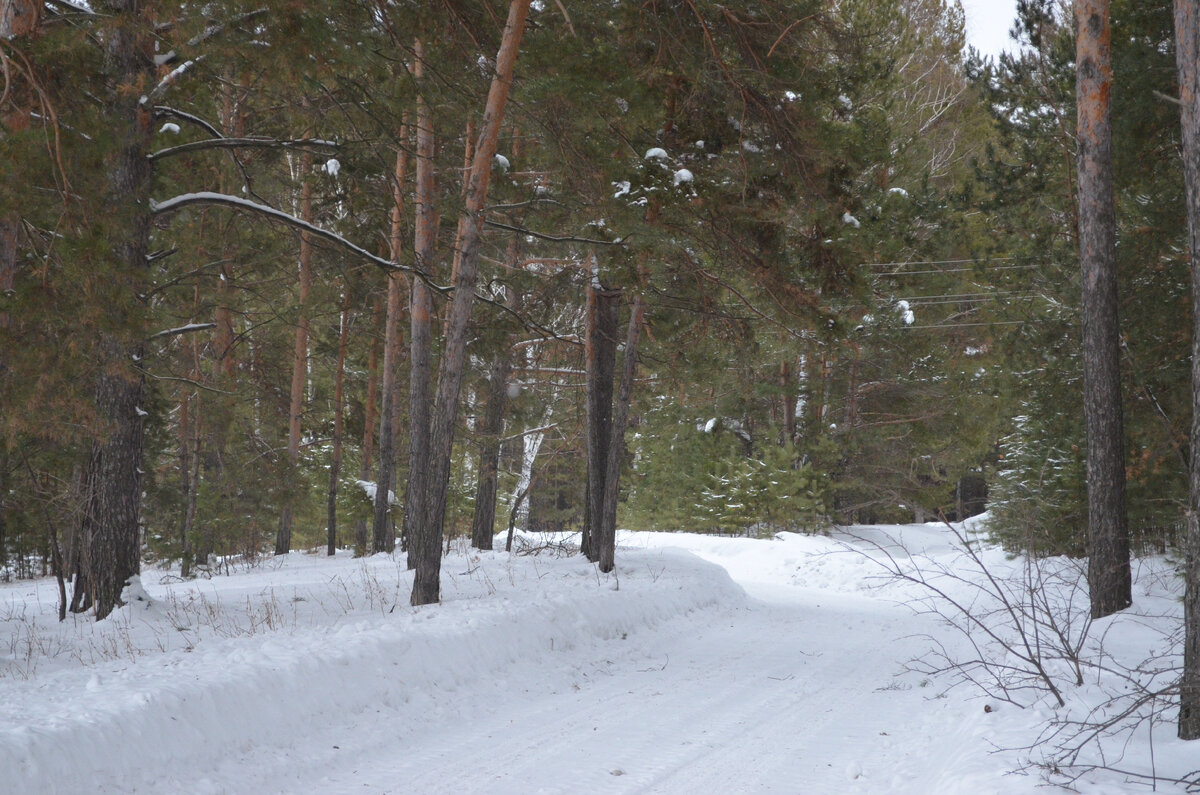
[148, 323, 216, 341]
[150, 136, 339, 162]
[150, 191, 422, 278]
[483, 218, 627, 246]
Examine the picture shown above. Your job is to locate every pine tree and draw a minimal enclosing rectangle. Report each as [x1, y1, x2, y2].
[1173, 0, 1200, 742]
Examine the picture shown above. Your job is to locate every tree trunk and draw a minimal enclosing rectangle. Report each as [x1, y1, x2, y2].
[410, 0, 532, 607]
[1174, 0, 1200, 741]
[583, 281, 619, 562]
[597, 296, 644, 573]
[327, 292, 351, 556]
[471, 236, 522, 551]
[1075, 0, 1131, 619]
[356, 295, 384, 556]
[178, 393, 199, 580]
[0, 0, 40, 39]
[404, 40, 436, 571]
[197, 74, 243, 567]
[781, 359, 796, 445]
[470, 354, 513, 550]
[374, 140, 409, 554]
[277, 155, 314, 556]
[71, 0, 155, 620]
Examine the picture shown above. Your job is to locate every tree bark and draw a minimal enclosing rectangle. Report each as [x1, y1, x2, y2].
[277, 154, 314, 556]
[374, 140, 409, 554]
[404, 40, 436, 571]
[410, 0, 532, 606]
[327, 292, 350, 556]
[356, 295, 384, 556]
[177, 304, 200, 579]
[597, 295, 644, 573]
[0, 214, 16, 331]
[71, 0, 155, 620]
[781, 359, 796, 444]
[583, 281, 619, 562]
[470, 354, 513, 550]
[1174, 0, 1200, 741]
[1075, 0, 1131, 619]
[0, 0, 40, 39]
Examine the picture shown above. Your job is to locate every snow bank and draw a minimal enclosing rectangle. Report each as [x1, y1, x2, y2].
[0, 546, 744, 794]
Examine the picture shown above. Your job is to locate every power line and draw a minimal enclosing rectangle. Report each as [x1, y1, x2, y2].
[905, 296, 1035, 307]
[897, 320, 1046, 330]
[896, 290, 1022, 301]
[859, 256, 1030, 269]
[870, 264, 1039, 276]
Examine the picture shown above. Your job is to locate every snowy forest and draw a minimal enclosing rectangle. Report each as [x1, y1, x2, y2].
[4, 0, 1200, 791]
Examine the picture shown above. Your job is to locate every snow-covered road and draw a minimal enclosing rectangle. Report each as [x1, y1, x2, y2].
[9, 523, 1180, 794]
[212, 561, 1012, 794]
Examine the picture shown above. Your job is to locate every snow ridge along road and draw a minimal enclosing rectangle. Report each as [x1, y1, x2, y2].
[1, 527, 1052, 793]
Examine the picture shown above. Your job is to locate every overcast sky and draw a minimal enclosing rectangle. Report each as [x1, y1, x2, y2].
[959, 0, 1020, 60]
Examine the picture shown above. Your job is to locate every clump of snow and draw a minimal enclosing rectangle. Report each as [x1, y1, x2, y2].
[612, 181, 631, 199]
[644, 147, 669, 160]
[355, 479, 397, 505]
[493, 153, 510, 171]
[158, 122, 181, 135]
[673, 168, 694, 186]
[321, 158, 341, 177]
[841, 211, 860, 228]
[897, 299, 915, 325]
[120, 576, 152, 607]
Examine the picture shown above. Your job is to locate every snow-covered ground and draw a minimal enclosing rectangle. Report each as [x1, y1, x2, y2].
[0, 519, 1195, 793]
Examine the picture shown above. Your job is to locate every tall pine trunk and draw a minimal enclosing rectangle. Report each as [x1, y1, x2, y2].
[409, 0, 532, 606]
[404, 40, 436, 571]
[71, 0, 155, 620]
[374, 140, 409, 554]
[470, 238, 522, 551]
[1174, 0, 1200, 741]
[356, 296, 384, 555]
[277, 155, 314, 556]
[470, 354, 513, 550]
[176, 286, 201, 578]
[583, 282, 618, 562]
[1075, 0, 1131, 618]
[597, 296, 644, 573]
[327, 292, 351, 556]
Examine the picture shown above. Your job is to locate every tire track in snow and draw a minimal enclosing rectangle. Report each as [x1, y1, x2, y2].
[306, 589, 954, 794]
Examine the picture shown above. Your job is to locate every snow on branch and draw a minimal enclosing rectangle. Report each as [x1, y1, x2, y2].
[46, 0, 96, 16]
[484, 219, 626, 246]
[140, 57, 204, 106]
[154, 106, 222, 138]
[150, 195, 578, 345]
[187, 7, 269, 47]
[150, 191, 417, 277]
[148, 323, 217, 341]
[150, 137, 339, 162]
